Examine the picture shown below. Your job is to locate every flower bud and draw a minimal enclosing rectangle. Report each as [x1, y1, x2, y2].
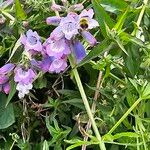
[51, 3, 65, 12]
[46, 16, 61, 26]
[23, 21, 29, 28]
[69, 3, 84, 11]
[81, 30, 97, 46]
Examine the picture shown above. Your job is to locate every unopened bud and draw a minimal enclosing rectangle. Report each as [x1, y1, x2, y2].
[69, 3, 84, 11]
[46, 16, 61, 26]
[81, 30, 97, 46]
[51, 3, 65, 12]
[23, 21, 29, 27]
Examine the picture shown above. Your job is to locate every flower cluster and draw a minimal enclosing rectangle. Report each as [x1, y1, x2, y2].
[0, 2, 99, 99]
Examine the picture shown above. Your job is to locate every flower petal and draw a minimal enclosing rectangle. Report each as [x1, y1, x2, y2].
[0, 63, 15, 74]
[3, 82, 10, 94]
[46, 16, 61, 26]
[81, 31, 97, 46]
[72, 41, 86, 63]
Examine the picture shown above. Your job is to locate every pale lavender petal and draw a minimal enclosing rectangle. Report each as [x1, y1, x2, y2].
[81, 31, 97, 46]
[45, 38, 70, 58]
[0, 63, 15, 74]
[72, 41, 86, 63]
[14, 67, 36, 84]
[20, 34, 26, 45]
[88, 19, 99, 29]
[21, 29, 43, 52]
[60, 16, 79, 40]
[40, 56, 54, 72]
[49, 58, 67, 73]
[80, 9, 94, 19]
[46, 16, 61, 26]
[50, 27, 64, 41]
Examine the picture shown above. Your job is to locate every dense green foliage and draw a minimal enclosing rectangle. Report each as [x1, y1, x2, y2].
[0, 0, 150, 149]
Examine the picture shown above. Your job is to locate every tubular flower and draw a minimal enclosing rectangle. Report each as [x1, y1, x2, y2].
[81, 30, 97, 46]
[0, 63, 15, 94]
[59, 14, 79, 40]
[43, 37, 70, 58]
[20, 29, 43, 52]
[45, 8, 99, 63]
[14, 67, 36, 98]
[72, 40, 86, 63]
[49, 57, 67, 73]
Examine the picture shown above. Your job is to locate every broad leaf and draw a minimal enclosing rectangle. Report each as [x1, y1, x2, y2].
[0, 93, 15, 129]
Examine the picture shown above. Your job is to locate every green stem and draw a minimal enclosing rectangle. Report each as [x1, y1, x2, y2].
[131, 0, 148, 36]
[108, 98, 142, 134]
[68, 55, 106, 150]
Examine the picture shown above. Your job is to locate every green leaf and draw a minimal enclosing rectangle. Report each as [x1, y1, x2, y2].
[0, 93, 15, 129]
[7, 38, 21, 63]
[43, 140, 49, 150]
[114, 7, 130, 32]
[113, 132, 139, 140]
[15, 0, 27, 20]
[115, 38, 128, 55]
[6, 79, 16, 107]
[62, 98, 84, 110]
[101, 0, 128, 13]
[78, 39, 113, 67]
[92, 0, 115, 37]
[128, 78, 139, 93]
[142, 83, 150, 98]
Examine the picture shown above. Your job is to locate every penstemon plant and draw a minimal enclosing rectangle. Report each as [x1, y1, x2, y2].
[0, 0, 150, 150]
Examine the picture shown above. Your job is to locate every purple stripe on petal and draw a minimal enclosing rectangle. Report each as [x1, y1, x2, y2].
[81, 31, 97, 46]
[72, 40, 86, 63]
[0, 63, 15, 74]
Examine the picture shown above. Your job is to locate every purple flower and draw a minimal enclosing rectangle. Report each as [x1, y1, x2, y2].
[40, 55, 54, 72]
[16, 83, 33, 99]
[50, 26, 64, 41]
[43, 37, 70, 58]
[72, 40, 86, 63]
[0, 82, 10, 94]
[79, 9, 99, 30]
[59, 14, 79, 40]
[20, 29, 43, 52]
[14, 67, 36, 99]
[0, 63, 15, 94]
[81, 30, 97, 46]
[49, 57, 67, 73]
[14, 67, 36, 84]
